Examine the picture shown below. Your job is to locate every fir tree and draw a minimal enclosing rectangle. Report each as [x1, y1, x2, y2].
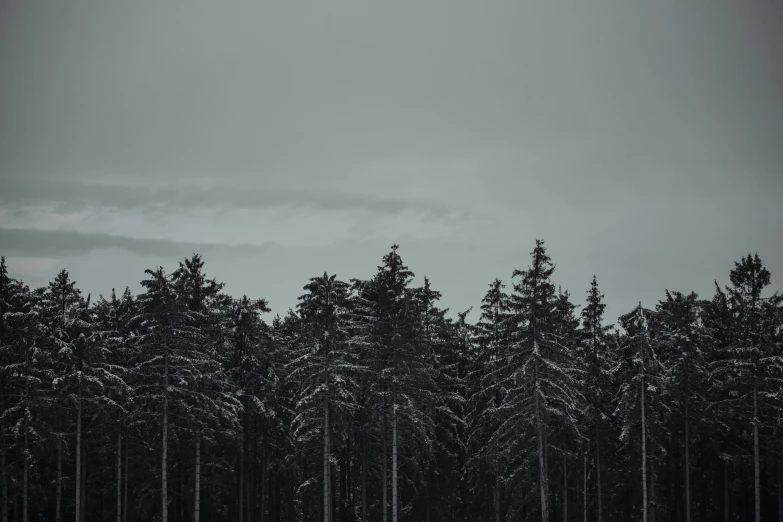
[290, 272, 360, 522]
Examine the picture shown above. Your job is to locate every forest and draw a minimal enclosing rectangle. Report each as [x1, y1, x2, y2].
[0, 239, 781, 522]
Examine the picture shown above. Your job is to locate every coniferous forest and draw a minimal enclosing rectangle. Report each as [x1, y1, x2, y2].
[0, 239, 782, 522]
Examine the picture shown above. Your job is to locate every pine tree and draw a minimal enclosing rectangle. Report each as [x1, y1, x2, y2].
[172, 255, 242, 522]
[656, 290, 709, 522]
[466, 278, 510, 522]
[133, 267, 183, 522]
[614, 303, 669, 522]
[94, 287, 137, 522]
[578, 275, 613, 522]
[494, 239, 583, 522]
[713, 254, 781, 522]
[290, 272, 361, 522]
[0, 258, 14, 522]
[225, 293, 273, 522]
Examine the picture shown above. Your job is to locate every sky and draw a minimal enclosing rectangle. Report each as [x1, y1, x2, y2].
[1, 0, 782, 325]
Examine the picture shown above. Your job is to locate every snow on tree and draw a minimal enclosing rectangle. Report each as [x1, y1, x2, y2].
[289, 272, 362, 522]
[491, 239, 583, 522]
[465, 278, 511, 522]
[578, 275, 614, 522]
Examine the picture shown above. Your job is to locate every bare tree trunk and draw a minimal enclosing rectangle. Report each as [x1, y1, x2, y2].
[595, 440, 602, 522]
[261, 432, 268, 522]
[123, 436, 129, 522]
[650, 442, 656, 522]
[1, 427, 6, 522]
[753, 383, 760, 522]
[641, 369, 648, 522]
[22, 403, 28, 522]
[194, 434, 201, 522]
[535, 378, 549, 522]
[684, 391, 691, 522]
[162, 335, 169, 522]
[56, 438, 62, 522]
[392, 399, 398, 522]
[382, 422, 388, 522]
[582, 452, 587, 522]
[81, 445, 87, 522]
[248, 419, 255, 522]
[324, 400, 330, 522]
[777, 459, 782, 522]
[75, 383, 82, 522]
[12, 478, 17, 522]
[563, 453, 568, 522]
[495, 461, 501, 522]
[724, 461, 729, 522]
[361, 436, 367, 522]
[117, 420, 123, 522]
[240, 419, 245, 522]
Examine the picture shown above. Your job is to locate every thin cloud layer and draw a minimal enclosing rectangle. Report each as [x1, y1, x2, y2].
[0, 227, 275, 259]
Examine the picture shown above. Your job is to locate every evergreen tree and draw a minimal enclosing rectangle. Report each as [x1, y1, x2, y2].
[290, 272, 360, 522]
[614, 303, 668, 522]
[497, 239, 583, 522]
[656, 290, 709, 522]
[714, 254, 781, 522]
[172, 254, 243, 522]
[578, 275, 613, 522]
[465, 278, 510, 522]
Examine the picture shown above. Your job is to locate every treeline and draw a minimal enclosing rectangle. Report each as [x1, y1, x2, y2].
[0, 240, 781, 522]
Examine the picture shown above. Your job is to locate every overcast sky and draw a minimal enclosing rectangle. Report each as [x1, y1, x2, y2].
[1, 0, 782, 324]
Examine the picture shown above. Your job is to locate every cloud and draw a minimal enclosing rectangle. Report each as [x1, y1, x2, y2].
[0, 178, 470, 222]
[0, 227, 275, 259]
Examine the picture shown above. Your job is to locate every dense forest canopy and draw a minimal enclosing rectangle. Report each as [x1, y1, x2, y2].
[0, 240, 781, 522]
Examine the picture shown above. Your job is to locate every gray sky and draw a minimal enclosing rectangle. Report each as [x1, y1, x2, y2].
[1, 0, 782, 324]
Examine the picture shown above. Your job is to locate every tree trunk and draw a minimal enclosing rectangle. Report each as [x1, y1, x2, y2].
[23, 415, 28, 522]
[392, 397, 398, 522]
[382, 425, 387, 522]
[595, 439, 602, 522]
[684, 391, 691, 522]
[495, 462, 501, 522]
[563, 453, 568, 522]
[535, 378, 549, 522]
[117, 420, 123, 522]
[124, 433, 129, 522]
[324, 399, 330, 522]
[582, 452, 587, 522]
[641, 371, 647, 522]
[56, 437, 62, 522]
[724, 461, 729, 522]
[81, 445, 87, 522]
[361, 436, 367, 522]
[22, 369, 30, 522]
[249, 418, 255, 522]
[1, 428, 6, 522]
[345, 435, 351, 522]
[240, 418, 245, 522]
[753, 383, 760, 522]
[194, 435, 201, 522]
[261, 431, 269, 522]
[75, 383, 82, 522]
[162, 334, 169, 522]
[12, 478, 17, 522]
[650, 442, 656, 522]
[777, 459, 782, 522]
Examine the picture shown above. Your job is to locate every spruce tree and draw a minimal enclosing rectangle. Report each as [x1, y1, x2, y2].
[579, 275, 613, 522]
[656, 290, 709, 522]
[466, 278, 510, 522]
[290, 273, 360, 522]
[498, 239, 583, 522]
